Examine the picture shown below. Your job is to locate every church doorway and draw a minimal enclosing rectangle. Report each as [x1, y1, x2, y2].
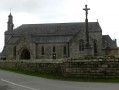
[20, 49, 30, 60]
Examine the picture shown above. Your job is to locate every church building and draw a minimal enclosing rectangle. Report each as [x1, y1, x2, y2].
[1, 11, 118, 60]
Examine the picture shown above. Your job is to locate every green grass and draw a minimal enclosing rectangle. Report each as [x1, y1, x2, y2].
[0, 67, 119, 83]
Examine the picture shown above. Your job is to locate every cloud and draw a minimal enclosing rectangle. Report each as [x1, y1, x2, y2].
[0, 0, 64, 13]
[0, 0, 67, 23]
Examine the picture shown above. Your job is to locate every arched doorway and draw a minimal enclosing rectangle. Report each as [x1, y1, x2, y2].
[20, 49, 30, 60]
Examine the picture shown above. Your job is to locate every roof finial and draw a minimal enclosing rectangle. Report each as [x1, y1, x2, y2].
[97, 19, 98, 22]
[8, 8, 13, 17]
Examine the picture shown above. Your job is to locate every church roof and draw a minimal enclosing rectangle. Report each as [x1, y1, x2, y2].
[7, 35, 72, 44]
[6, 22, 102, 35]
[102, 35, 118, 49]
[6, 22, 102, 44]
[34, 35, 73, 43]
[6, 36, 19, 44]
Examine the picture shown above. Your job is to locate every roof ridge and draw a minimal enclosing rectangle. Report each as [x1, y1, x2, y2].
[20, 22, 98, 25]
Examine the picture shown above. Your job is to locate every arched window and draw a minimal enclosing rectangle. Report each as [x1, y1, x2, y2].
[13, 46, 16, 56]
[93, 39, 98, 55]
[79, 39, 84, 51]
[41, 46, 44, 55]
[64, 45, 67, 55]
[52, 46, 56, 59]
[53, 46, 56, 52]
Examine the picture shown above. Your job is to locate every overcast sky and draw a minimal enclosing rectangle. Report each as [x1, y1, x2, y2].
[0, 0, 119, 52]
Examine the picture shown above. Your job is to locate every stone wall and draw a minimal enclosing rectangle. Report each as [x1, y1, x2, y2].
[5, 35, 69, 60]
[63, 59, 119, 78]
[69, 29, 86, 58]
[0, 59, 119, 78]
[69, 30, 102, 59]
[37, 43, 68, 59]
[89, 32, 103, 56]
[0, 60, 63, 75]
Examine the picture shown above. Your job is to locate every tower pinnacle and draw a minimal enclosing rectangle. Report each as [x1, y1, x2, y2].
[7, 12, 14, 31]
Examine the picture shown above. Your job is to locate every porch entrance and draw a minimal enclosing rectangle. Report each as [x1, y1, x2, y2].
[20, 49, 30, 60]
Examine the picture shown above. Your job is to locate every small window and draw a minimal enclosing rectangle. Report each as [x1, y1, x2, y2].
[64, 45, 67, 55]
[13, 46, 16, 56]
[79, 40, 84, 51]
[53, 46, 56, 52]
[93, 40, 97, 53]
[41, 46, 44, 55]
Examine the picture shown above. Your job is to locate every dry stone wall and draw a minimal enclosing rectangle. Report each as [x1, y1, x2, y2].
[0, 60, 62, 75]
[63, 59, 119, 78]
[0, 59, 119, 78]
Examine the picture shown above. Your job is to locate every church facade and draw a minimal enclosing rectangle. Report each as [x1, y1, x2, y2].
[1, 13, 118, 60]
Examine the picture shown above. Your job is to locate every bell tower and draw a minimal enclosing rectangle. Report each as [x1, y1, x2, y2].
[5, 12, 14, 44]
[7, 12, 14, 31]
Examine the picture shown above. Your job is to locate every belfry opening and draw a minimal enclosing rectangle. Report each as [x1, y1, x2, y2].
[20, 49, 30, 60]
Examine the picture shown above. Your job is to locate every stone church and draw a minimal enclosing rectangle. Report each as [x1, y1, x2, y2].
[1, 12, 118, 60]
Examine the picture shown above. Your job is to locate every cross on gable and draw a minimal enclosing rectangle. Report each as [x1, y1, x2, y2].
[83, 5, 90, 15]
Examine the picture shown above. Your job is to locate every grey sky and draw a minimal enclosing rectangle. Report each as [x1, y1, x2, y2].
[0, 0, 69, 23]
[0, 0, 65, 14]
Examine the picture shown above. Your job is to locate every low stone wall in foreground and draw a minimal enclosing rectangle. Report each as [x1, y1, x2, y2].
[63, 59, 119, 78]
[0, 59, 119, 78]
[0, 60, 63, 75]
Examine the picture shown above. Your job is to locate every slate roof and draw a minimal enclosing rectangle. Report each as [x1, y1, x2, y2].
[33, 35, 73, 43]
[6, 22, 102, 44]
[6, 36, 19, 44]
[7, 35, 73, 44]
[6, 22, 102, 35]
[102, 35, 118, 49]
